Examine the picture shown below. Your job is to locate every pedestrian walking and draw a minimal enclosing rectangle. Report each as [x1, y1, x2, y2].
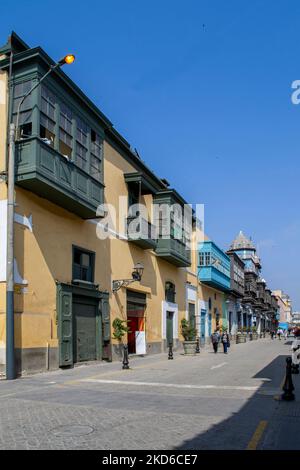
[277, 328, 283, 340]
[211, 330, 220, 354]
[270, 330, 275, 340]
[221, 330, 230, 354]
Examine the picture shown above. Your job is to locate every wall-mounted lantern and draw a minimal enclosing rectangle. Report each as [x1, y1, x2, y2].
[112, 263, 144, 293]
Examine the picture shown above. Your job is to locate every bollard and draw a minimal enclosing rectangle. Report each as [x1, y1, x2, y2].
[195, 337, 200, 354]
[282, 357, 295, 401]
[122, 344, 130, 369]
[168, 342, 173, 360]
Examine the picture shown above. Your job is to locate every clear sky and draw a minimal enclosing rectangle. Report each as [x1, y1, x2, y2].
[1, 0, 300, 308]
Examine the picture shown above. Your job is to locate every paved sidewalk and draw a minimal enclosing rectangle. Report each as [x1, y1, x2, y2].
[0, 337, 299, 449]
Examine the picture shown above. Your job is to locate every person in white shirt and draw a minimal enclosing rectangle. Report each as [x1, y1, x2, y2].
[291, 328, 300, 374]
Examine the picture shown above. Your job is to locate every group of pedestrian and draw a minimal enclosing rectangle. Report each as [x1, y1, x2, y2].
[211, 329, 230, 354]
[270, 328, 286, 340]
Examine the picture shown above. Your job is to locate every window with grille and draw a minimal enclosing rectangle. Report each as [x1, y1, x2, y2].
[72, 246, 95, 283]
[199, 253, 205, 266]
[165, 282, 176, 303]
[205, 252, 211, 266]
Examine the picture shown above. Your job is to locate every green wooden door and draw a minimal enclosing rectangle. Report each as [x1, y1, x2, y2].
[166, 311, 174, 345]
[73, 297, 97, 362]
[57, 285, 73, 367]
[100, 294, 110, 360]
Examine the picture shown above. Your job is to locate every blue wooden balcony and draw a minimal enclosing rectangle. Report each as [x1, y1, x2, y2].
[198, 241, 230, 292]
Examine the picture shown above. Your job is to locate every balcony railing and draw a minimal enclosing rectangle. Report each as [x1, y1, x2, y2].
[126, 215, 157, 250]
[155, 237, 191, 267]
[16, 137, 104, 219]
[198, 266, 230, 292]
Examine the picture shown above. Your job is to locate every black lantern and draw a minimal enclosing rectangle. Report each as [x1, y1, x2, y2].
[132, 263, 144, 281]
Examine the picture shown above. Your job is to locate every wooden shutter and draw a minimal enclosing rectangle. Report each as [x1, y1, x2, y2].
[57, 285, 73, 367]
[101, 293, 110, 342]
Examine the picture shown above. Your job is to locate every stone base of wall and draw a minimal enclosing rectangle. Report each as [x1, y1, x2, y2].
[0, 347, 59, 377]
[0, 340, 187, 376]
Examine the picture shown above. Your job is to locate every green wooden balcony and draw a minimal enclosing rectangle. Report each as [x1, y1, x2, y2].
[126, 215, 157, 250]
[15, 137, 104, 219]
[155, 238, 191, 267]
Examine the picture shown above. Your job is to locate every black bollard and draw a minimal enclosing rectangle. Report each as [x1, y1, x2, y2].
[282, 357, 295, 401]
[195, 337, 200, 354]
[122, 344, 130, 369]
[168, 342, 173, 360]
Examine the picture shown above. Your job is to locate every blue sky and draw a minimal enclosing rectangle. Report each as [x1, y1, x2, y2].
[2, 0, 300, 308]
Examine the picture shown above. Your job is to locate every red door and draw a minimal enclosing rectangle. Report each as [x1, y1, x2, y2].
[127, 301, 145, 354]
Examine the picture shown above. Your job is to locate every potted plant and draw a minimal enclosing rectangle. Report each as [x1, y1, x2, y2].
[181, 319, 198, 355]
[112, 318, 130, 357]
[252, 326, 258, 340]
[236, 326, 247, 343]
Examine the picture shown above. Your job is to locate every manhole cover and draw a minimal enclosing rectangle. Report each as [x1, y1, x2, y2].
[51, 424, 94, 437]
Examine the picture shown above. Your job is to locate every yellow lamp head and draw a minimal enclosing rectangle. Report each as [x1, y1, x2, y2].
[64, 54, 75, 65]
[58, 54, 75, 66]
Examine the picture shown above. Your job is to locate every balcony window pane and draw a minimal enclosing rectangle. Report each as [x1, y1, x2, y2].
[60, 103, 72, 134]
[77, 118, 88, 147]
[59, 129, 72, 158]
[13, 80, 33, 112]
[90, 130, 102, 181]
[14, 80, 32, 98]
[40, 113, 55, 146]
[91, 155, 102, 180]
[41, 85, 55, 120]
[76, 143, 87, 169]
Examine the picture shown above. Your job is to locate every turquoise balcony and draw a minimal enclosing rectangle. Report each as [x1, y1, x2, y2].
[198, 241, 230, 292]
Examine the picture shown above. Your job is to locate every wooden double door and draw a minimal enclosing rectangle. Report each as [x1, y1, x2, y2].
[57, 283, 110, 367]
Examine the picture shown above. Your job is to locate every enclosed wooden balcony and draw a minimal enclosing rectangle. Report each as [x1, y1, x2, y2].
[16, 137, 104, 219]
[126, 215, 157, 250]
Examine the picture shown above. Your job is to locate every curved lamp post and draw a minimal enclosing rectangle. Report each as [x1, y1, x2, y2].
[6, 53, 75, 380]
[112, 263, 144, 292]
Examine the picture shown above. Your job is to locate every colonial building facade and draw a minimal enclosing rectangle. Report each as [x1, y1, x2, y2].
[0, 32, 194, 374]
[228, 231, 279, 333]
[0, 32, 283, 376]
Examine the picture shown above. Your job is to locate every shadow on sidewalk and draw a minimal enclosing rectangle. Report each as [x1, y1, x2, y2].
[174, 354, 299, 450]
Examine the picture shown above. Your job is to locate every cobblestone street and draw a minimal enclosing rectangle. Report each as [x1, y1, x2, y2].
[0, 337, 299, 450]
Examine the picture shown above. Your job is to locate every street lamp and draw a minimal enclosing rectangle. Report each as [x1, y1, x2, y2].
[6, 53, 75, 380]
[112, 263, 144, 292]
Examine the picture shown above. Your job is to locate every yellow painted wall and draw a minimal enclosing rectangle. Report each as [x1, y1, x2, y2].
[4, 137, 188, 358]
